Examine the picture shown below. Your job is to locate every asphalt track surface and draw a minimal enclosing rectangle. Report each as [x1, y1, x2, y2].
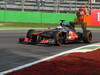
[0, 29, 99, 72]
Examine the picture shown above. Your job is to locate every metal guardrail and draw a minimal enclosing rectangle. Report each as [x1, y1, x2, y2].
[0, 0, 100, 12]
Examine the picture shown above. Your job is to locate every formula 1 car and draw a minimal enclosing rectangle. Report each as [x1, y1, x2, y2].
[19, 20, 92, 46]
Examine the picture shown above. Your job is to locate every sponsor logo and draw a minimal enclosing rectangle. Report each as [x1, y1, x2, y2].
[97, 12, 100, 21]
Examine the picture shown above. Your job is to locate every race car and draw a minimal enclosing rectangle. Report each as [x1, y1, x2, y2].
[19, 20, 92, 46]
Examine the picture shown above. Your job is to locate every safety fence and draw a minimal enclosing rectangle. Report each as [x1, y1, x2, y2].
[0, 0, 100, 13]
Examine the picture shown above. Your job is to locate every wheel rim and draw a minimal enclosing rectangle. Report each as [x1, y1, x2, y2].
[56, 32, 63, 45]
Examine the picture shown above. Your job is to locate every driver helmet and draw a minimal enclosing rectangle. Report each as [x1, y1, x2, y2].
[62, 22, 70, 27]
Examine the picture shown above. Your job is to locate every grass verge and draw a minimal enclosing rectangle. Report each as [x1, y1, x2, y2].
[0, 22, 100, 29]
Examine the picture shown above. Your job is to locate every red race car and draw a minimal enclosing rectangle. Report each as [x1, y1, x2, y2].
[19, 20, 92, 46]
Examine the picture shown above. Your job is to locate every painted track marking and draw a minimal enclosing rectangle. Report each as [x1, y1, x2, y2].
[0, 43, 100, 75]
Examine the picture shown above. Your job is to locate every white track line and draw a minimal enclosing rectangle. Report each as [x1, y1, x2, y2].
[0, 43, 100, 75]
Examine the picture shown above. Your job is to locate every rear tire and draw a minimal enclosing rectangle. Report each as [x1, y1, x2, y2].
[26, 29, 35, 39]
[83, 30, 92, 43]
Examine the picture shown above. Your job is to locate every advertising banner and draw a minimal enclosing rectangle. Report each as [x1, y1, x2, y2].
[87, 9, 100, 26]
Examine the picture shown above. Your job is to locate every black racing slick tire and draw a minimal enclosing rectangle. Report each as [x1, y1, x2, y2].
[55, 32, 63, 46]
[83, 30, 92, 43]
[26, 29, 35, 39]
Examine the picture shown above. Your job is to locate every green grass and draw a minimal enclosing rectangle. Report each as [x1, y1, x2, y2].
[0, 22, 58, 29]
[0, 22, 100, 29]
[80, 46, 100, 50]
[76, 25, 100, 29]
